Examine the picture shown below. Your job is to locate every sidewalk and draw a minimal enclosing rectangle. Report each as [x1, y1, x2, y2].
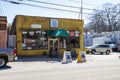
[17, 56, 62, 62]
[17, 56, 77, 63]
[16, 53, 120, 63]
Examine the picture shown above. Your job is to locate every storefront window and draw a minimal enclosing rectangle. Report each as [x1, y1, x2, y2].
[60, 31, 80, 48]
[22, 30, 48, 50]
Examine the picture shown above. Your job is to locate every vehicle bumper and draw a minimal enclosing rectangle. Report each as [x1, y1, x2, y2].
[14, 56, 18, 61]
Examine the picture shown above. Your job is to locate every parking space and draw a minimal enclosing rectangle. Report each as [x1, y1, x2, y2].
[12, 52, 120, 63]
[0, 52, 119, 74]
[86, 52, 120, 61]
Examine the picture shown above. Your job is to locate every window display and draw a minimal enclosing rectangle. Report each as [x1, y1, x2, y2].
[60, 31, 80, 48]
[22, 30, 48, 50]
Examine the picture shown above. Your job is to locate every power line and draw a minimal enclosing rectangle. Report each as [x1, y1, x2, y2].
[27, 0, 81, 9]
[68, 0, 99, 6]
[1, 0, 98, 12]
[0, 0, 80, 13]
[27, 0, 98, 11]
[0, 0, 97, 17]
[26, 0, 98, 19]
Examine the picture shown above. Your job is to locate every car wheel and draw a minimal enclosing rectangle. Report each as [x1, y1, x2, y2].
[0, 57, 7, 68]
[91, 49, 96, 54]
[106, 50, 110, 55]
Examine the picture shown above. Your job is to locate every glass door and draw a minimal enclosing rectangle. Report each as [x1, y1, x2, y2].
[49, 38, 58, 57]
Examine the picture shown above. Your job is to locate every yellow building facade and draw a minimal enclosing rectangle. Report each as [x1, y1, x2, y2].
[10, 15, 84, 57]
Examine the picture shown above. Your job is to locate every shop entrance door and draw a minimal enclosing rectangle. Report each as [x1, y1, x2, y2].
[49, 38, 59, 57]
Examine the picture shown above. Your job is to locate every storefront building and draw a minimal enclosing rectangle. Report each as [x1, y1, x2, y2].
[10, 15, 84, 57]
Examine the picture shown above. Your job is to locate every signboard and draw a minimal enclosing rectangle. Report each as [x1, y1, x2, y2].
[66, 52, 71, 60]
[80, 51, 86, 62]
[50, 19, 58, 28]
[62, 51, 72, 64]
[31, 24, 42, 28]
[24, 38, 32, 43]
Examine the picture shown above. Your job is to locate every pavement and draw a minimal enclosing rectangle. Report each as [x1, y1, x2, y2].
[17, 56, 63, 63]
[1, 54, 120, 80]
[86, 52, 120, 61]
[16, 52, 120, 63]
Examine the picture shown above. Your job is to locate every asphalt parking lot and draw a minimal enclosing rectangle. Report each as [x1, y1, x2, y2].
[4, 52, 118, 63]
[0, 52, 120, 80]
[0, 52, 120, 70]
[86, 52, 120, 61]
[16, 52, 120, 62]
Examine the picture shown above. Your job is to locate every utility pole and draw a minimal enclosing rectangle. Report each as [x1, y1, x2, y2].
[81, 0, 83, 20]
[78, 0, 83, 20]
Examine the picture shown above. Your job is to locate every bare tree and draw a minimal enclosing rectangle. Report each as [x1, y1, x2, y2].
[86, 3, 120, 33]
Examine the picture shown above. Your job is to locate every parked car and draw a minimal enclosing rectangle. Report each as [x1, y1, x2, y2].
[0, 48, 17, 68]
[105, 41, 118, 52]
[85, 44, 112, 55]
[118, 43, 120, 52]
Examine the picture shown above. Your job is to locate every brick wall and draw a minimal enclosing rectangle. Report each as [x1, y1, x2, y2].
[0, 30, 7, 48]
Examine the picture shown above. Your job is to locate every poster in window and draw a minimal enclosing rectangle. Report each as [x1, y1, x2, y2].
[24, 38, 32, 43]
[29, 31, 34, 35]
[36, 31, 41, 33]
[42, 31, 46, 35]
[50, 19, 58, 28]
[75, 31, 79, 37]
[70, 31, 75, 36]
[22, 31, 27, 34]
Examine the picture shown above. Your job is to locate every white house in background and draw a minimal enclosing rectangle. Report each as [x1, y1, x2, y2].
[8, 35, 16, 48]
[84, 31, 120, 47]
[93, 37, 111, 45]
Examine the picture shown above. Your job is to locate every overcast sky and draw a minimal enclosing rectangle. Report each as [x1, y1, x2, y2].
[0, 0, 119, 24]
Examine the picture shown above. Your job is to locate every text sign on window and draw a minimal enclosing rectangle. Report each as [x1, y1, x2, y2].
[50, 19, 58, 28]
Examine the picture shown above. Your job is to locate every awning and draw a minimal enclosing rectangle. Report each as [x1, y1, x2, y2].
[47, 28, 69, 37]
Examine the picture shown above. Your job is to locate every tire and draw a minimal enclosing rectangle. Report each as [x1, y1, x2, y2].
[106, 50, 110, 55]
[0, 57, 7, 68]
[91, 49, 96, 54]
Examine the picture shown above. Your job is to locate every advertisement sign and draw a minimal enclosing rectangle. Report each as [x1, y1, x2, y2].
[62, 51, 72, 64]
[50, 19, 58, 28]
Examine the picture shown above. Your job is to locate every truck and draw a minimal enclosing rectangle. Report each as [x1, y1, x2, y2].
[0, 48, 17, 68]
[93, 37, 111, 45]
